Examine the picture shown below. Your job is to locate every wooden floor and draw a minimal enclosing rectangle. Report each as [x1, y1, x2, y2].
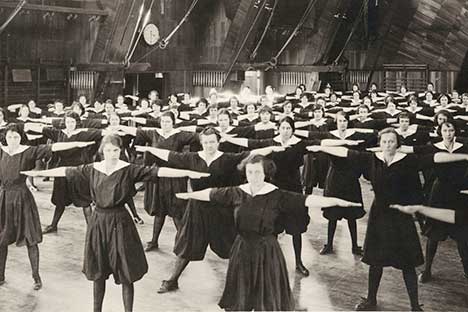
[1, 179, 467, 312]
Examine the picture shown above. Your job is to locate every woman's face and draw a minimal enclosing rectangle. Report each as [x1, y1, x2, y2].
[427, 84, 434, 92]
[452, 91, 459, 100]
[140, 100, 149, 109]
[283, 103, 292, 114]
[94, 101, 104, 110]
[109, 115, 120, 127]
[5, 130, 21, 148]
[217, 114, 230, 128]
[330, 94, 337, 102]
[230, 98, 239, 108]
[371, 84, 377, 91]
[260, 112, 271, 123]
[409, 99, 418, 107]
[72, 105, 83, 116]
[426, 92, 433, 101]
[399, 117, 410, 131]
[55, 102, 64, 112]
[28, 100, 36, 109]
[363, 98, 372, 106]
[313, 109, 323, 120]
[198, 102, 207, 111]
[352, 84, 359, 92]
[437, 114, 448, 125]
[65, 117, 77, 131]
[441, 123, 455, 142]
[358, 107, 369, 117]
[246, 104, 256, 115]
[170, 95, 177, 103]
[400, 85, 407, 93]
[245, 162, 266, 186]
[336, 115, 348, 131]
[439, 96, 449, 106]
[295, 87, 303, 97]
[152, 104, 161, 112]
[200, 133, 219, 154]
[117, 96, 124, 104]
[379, 132, 398, 154]
[79, 96, 87, 105]
[102, 143, 121, 161]
[19, 106, 29, 118]
[279, 121, 293, 139]
[463, 95, 468, 105]
[105, 103, 115, 113]
[387, 102, 396, 110]
[160, 116, 174, 132]
[209, 107, 218, 117]
[265, 85, 273, 95]
[353, 92, 360, 100]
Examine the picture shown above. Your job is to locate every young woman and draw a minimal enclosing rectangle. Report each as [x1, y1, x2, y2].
[176, 154, 360, 311]
[0, 123, 94, 290]
[21, 134, 209, 312]
[135, 127, 285, 293]
[308, 128, 468, 311]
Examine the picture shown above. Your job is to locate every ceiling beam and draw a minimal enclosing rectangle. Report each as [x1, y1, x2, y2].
[0, 1, 108, 16]
[193, 63, 346, 72]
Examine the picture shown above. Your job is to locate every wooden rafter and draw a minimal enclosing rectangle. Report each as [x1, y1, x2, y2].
[0, 1, 108, 16]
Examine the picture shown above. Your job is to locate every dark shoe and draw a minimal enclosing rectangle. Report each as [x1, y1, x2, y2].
[33, 276, 42, 290]
[352, 246, 363, 256]
[295, 263, 310, 276]
[319, 244, 333, 255]
[157, 280, 178, 293]
[42, 225, 57, 234]
[418, 271, 432, 283]
[355, 297, 377, 311]
[411, 304, 424, 311]
[145, 241, 159, 252]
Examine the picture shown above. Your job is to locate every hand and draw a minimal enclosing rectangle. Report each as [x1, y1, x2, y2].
[390, 204, 420, 214]
[20, 170, 41, 177]
[135, 145, 149, 153]
[77, 141, 95, 148]
[187, 171, 210, 179]
[333, 198, 362, 208]
[219, 132, 237, 143]
[306, 145, 321, 152]
[346, 140, 364, 146]
[175, 192, 190, 200]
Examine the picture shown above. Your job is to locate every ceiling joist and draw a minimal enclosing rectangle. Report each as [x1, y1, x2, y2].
[0, 1, 108, 16]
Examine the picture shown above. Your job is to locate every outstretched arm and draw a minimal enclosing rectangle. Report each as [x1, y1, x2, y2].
[434, 152, 468, 163]
[51, 141, 95, 152]
[250, 145, 286, 156]
[135, 146, 170, 161]
[390, 204, 455, 224]
[21, 167, 67, 177]
[306, 145, 349, 158]
[117, 125, 138, 136]
[305, 195, 361, 209]
[175, 189, 212, 201]
[321, 139, 364, 147]
[158, 167, 209, 179]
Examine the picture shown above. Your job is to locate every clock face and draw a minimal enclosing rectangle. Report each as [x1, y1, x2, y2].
[143, 23, 160, 46]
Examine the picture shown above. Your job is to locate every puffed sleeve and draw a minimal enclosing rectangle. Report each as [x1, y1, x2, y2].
[209, 187, 236, 208]
[42, 127, 60, 142]
[278, 190, 309, 235]
[30, 144, 52, 160]
[167, 151, 196, 169]
[127, 164, 160, 182]
[65, 164, 92, 207]
[347, 150, 372, 179]
[413, 153, 435, 170]
[247, 138, 273, 149]
[413, 144, 436, 154]
[135, 129, 154, 145]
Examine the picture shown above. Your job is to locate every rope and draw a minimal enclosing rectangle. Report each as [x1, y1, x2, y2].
[0, 0, 27, 35]
[249, 0, 279, 61]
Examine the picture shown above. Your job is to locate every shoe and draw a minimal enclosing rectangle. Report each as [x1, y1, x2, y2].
[145, 241, 159, 252]
[352, 246, 363, 256]
[42, 225, 57, 234]
[411, 304, 424, 311]
[355, 297, 377, 311]
[319, 244, 333, 255]
[418, 271, 432, 283]
[33, 276, 42, 290]
[157, 280, 178, 293]
[134, 216, 144, 225]
[295, 263, 310, 276]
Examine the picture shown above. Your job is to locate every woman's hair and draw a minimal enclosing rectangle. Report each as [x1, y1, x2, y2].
[199, 126, 220, 142]
[71, 101, 85, 116]
[397, 111, 412, 123]
[98, 134, 122, 154]
[437, 121, 458, 137]
[433, 110, 453, 126]
[385, 95, 395, 105]
[106, 112, 120, 122]
[18, 104, 29, 116]
[64, 111, 81, 124]
[408, 95, 418, 104]
[437, 93, 451, 103]
[258, 105, 273, 115]
[335, 110, 350, 122]
[358, 104, 370, 112]
[217, 108, 232, 122]
[312, 104, 325, 114]
[5, 123, 27, 144]
[237, 154, 277, 181]
[278, 116, 295, 132]
[244, 102, 256, 113]
[197, 98, 209, 107]
[378, 127, 401, 148]
[161, 111, 176, 124]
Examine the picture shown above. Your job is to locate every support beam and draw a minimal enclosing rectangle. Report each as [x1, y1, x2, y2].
[194, 63, 346, 72]
[0, 2, 108, 16]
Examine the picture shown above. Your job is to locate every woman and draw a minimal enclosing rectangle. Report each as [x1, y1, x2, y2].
[176, 154, 360, 311]
[119, 111, 199, 251]
[22, 134, 208, 312]
[136, 127, 285, 293]
[223, 117, 318, 276]
[24, 111, 103, 233]
[0, 123, 95, 290]
[308, 128, 468, 311]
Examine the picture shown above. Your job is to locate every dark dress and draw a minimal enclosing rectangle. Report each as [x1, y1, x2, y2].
[0, 145, 52, 247]
[42, 128, 102, 208]
[65, 162, 161, 284]
[135, 129, 198, 218]
[414, 142, 468, 241]
[322, 130, 373, 221]
[210, 184, 308, 311]
[348, 150, 434, 269]
[166, 151, 250, 260]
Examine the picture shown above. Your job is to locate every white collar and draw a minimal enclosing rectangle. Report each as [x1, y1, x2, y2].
[310, 118, 327, 125]
[1, 145, 29, 156]
[330, 129, 356, 139]
[197, 150, 224, 166]
[255, 121, 276, 129]
[404, 107, 422, 113]
[156, 128, 180, 139]
[62, 129, 85, 137]
[395, 125, 418, 137]
[272, 135, 301, 146]
[433, 141, 463, 152]
[93, 160, 130, 176]
[215, 126, 234, 133]
[239, 182, 278, 196]
[375, 152, 407, 166]
[384, 109, 401, 116]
